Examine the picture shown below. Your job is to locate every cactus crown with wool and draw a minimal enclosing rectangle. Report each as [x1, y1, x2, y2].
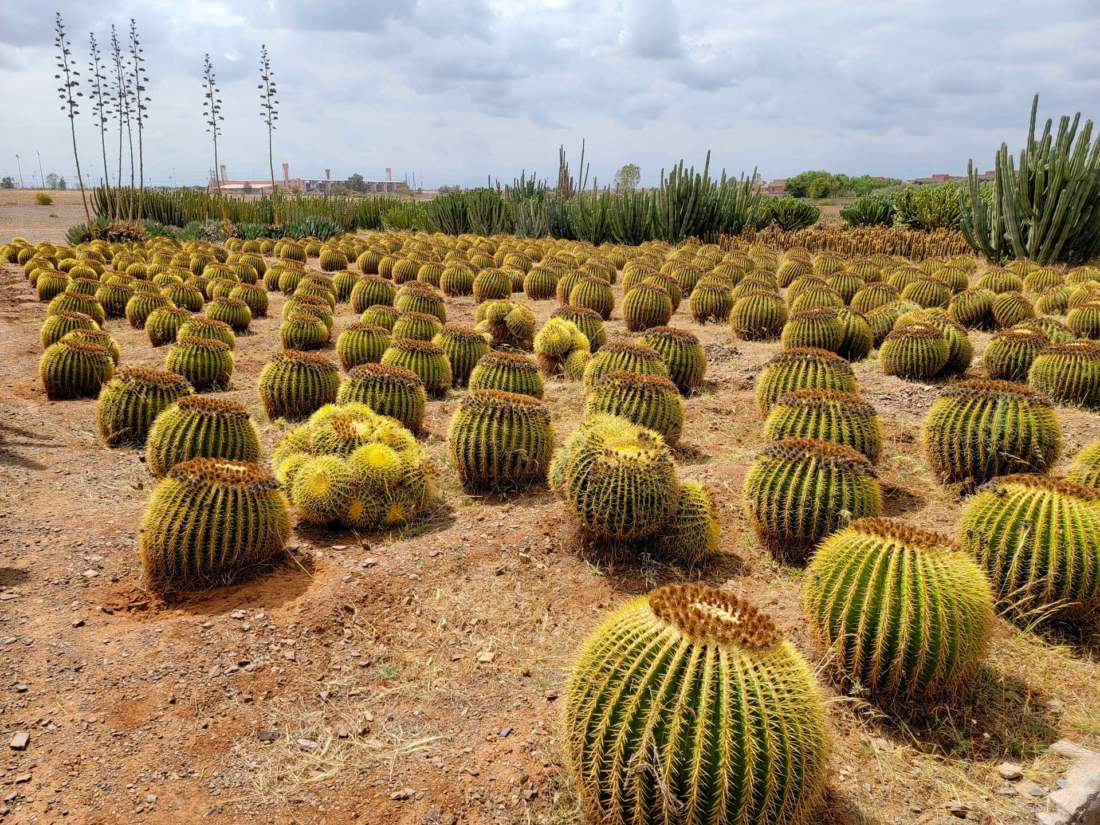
[447, 389, 554, 490]
[564, 582, 828, 825]
[742, 437, 882, 561]
[139, 458, 291, 592]
[960, 474, 1100, 620]
[803, 518, 994, 700]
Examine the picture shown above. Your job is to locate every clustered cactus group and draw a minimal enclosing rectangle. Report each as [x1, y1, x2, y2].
[7, 222, 1100, 824]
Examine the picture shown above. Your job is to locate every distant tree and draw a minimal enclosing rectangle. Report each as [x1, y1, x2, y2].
[46, 173, 61, 190]
[614, 163, 641, 192]
[0, 177, 14, 189]
[345, 173, 366, 192]
[58, 177, 68, 190]
[807, 172, 833, 198]
[437, 184, 463, 194]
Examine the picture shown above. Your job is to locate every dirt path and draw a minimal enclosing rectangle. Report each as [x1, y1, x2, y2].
[1, 248, 1098, 825]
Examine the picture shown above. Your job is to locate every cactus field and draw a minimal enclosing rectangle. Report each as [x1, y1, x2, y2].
[2, 223, 1100, 825]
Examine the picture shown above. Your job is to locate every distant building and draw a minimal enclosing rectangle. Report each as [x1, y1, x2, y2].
[208, 163, 399, 194]
[761, 178, 788, 195]
[912, 170, 995, 185]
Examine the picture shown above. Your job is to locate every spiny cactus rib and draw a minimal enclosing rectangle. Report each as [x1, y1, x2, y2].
[39, 338, 115, 400]
[652, 479, 721, 564]
[336, 322, 390, 370]
[337, 363, 427, 433]
[564, 583, 828, 825]
[433, 324, 491, 387]
[985, 328, 1050, 382]
[139, 459, 291, 591]
[145, 395, 261, 477]
[960, 474, 1100, 620]
[742, 437, 882, 561]
[1028, 340, 1100, 408]
[582, 340, 669, 387]
[96, 368, 193, 447]
[764, 389, 882, 463]
[380, 338, 452, 398]
[447, 389, 554, 490]
[1066, 439, 1100, 490]
[880, 323, 949, 380]
[637, 327, 706, 394]
[164, 335, 233, 391]
[258, 350, 340, 421]
[468, 351, 545, 399]
[585, 370, 685, 446]
[755, 347, 857, 414]
[555, 415, 679, 542]
[803, 518, 994, 700]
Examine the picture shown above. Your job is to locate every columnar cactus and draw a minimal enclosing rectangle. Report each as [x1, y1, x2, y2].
[764, 388, 882, 463]
[554, 415, 679, 542]
[960, 475, 1100, 620]
[337, 363, 428, 433]
[585, 370, 685, 446]
[468, 350, 543, 398]
[139, 459, 291, 591]
[380, 338, 453, 398]
[258, 350, 341, 421]
[145, 395, 261, 477]
[755, 348, 858, 413]
[447, 389, 554, 490]
[38, 338, 115, 399]
[637, 327, 706, 395]
[564, 583, 828, 825]
[1028, 340, 1100, 407]
[803, 518, 994, 700]
[96, 368, 193, 447]
[743, 438, 882, 561]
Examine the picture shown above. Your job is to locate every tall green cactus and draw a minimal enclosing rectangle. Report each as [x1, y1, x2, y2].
[961, 94, 1100, 265]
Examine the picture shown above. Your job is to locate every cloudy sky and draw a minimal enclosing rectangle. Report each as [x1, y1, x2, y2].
[2, 0, 1098, 189]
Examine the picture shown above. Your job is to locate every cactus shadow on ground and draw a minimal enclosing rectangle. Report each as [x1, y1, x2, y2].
[880, 482, 926, 517]
[0, 567, 30, 587]
[671, 441, 712, 465]
[0, 421, 54, 470]
[156, 552, 317, 615]
[815, 785, 886, 825]
[859, 665, 1058, 763]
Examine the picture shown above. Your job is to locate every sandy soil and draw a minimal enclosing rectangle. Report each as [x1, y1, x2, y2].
[1, 244, 1099, 825]
[0, 190, 93, 245]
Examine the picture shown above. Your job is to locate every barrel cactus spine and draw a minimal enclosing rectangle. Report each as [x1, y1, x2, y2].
[447, 389, 554, 490]
[258, 350, 341, 421]
[564, 583, 828, 825]
[96, 368, 194, 447]
[145, 395, 261, 477]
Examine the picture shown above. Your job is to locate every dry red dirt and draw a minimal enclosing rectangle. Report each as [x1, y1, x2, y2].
[1, 243, 1098, 825]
